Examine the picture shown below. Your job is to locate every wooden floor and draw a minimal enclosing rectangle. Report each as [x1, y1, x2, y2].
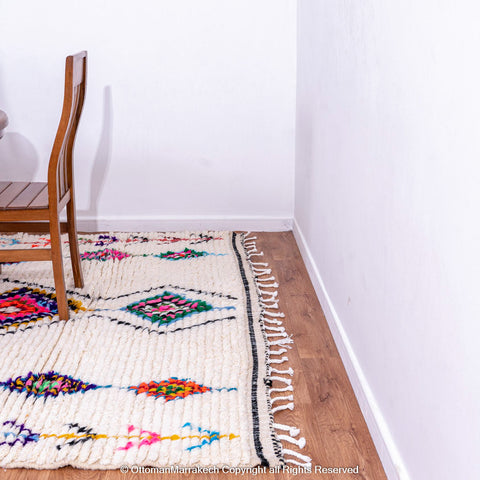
[2, 232, 387, 480]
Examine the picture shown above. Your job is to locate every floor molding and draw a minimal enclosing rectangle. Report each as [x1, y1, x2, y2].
[75, 216, 293, 232]
[293, 219, 408, 480]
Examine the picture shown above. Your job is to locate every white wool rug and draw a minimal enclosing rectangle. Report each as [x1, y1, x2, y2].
[0, 232, 310, 469]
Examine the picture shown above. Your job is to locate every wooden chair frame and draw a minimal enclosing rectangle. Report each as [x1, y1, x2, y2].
[0, 52, 87, 320]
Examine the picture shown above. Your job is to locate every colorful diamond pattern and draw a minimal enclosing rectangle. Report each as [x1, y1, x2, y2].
[129, 377, 211, 401]
[125, 291, 212, 325]
[0, 371, 99, 398]
[80, 249, 130, 261]
[158, 248, 208, 260]
[0, 288, 58, 325]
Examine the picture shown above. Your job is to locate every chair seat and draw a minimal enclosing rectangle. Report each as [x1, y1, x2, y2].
[0, 181, 49, 210]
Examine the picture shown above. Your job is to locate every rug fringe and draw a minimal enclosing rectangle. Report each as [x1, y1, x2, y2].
[274, 422, 300, 435]
[263, 318, 283, 325]
[268, 348, 289, 355]
[263, 311, 285, 317]
[264, 326, 285, 332]
[269, 358, 288, 366]
[269, 376, 292, 385]
[261, 302, 279, 309]
[277, 434, 306, 449]
[271, 395, 294, 404]
[268, 338, 294, 347]
[283, 448, 312, 468]
[270, 367, 294, 376]
[243, 232, 312, 469]
[271, 403, 294, 414]
[270, 385, 293, 393]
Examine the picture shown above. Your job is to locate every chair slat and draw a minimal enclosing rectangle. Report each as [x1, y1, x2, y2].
[7, 182, 48, 209]
[0, 182, 29, 209]
[29, 184, 49, 208]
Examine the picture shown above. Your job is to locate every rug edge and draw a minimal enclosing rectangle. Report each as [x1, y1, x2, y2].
[242, 232, 312, 469]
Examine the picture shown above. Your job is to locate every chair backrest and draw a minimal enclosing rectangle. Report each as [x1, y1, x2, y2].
[48, 51, 87, 206]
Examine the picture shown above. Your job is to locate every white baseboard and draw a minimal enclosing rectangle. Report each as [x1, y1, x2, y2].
[293, 219, 409, 480]
[75, 215, 293, 232]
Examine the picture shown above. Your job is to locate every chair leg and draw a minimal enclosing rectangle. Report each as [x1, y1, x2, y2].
[66, 198, 84, 288]
[49, 213, 69, 320]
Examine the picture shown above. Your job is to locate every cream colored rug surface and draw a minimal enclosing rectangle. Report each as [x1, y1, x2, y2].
[0, 232, 309, 469]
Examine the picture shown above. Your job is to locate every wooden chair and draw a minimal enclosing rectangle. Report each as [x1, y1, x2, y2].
[0, 51, 87, 320]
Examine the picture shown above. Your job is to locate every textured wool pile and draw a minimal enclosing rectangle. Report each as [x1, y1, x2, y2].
[0, 232, 309, 469]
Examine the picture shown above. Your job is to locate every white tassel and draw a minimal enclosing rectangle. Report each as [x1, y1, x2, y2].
[252, 268, 272, 275]
[271, 402, 294, 414]
[261, 302, 278, 309]
[269, 385, 293, 393]
[266, 330, 286, 337]
[268, 357, 288, 364]
[264, 326, 285, 332]
[248, 252, 264, 257]
[256, 276, 275, 282]
[259, 289, 277, 296]
[266, 332, 288, 339]
[263, 318, 282, 325]
[268, 348, 288, 355]
[268, 338, 293, 346]
[260, 293, 278, 301]
[278, 434, 306, 449]
[263, 311, 285, 317]
[273, 423, 300, 437]
[268, 338, 294, 346]
[260, 292, 278, 298]
[260, 298, 278, 310]
[285, 458, 312, 468]
[270, 367, 294, 376]
[261, 299, 279, 307]
[257, 282, 278, 288]
[254, 273, 273, 279]
[269, 376, 292, 385]
[283, 449, 312, 463]
[252, 262, 268, 266]
[270, 395, 294, 404]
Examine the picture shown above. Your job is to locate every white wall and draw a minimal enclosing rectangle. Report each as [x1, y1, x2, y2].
[295, 1, 480, 479]
[0, 0, 296, 231]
